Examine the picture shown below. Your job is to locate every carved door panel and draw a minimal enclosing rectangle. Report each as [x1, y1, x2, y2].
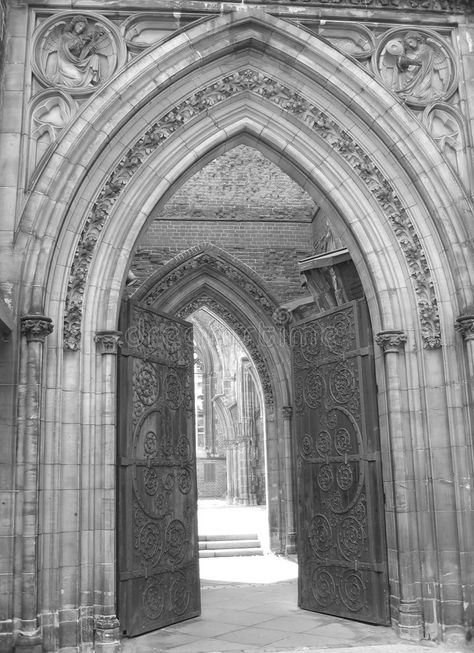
[118, 301, 200, 637]
[292, 300, 389, 624]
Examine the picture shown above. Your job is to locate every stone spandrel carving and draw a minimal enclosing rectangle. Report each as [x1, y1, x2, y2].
[299, 22, 375, 62]
[32, 12, 126, 95]
[28, 90, 77, 181]
[423, 103, 470, 190]
[122, 13, 205, 54]
[375, 28, 457, 108]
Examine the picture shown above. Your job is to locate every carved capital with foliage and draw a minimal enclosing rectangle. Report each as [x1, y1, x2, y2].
[21, 315, 54, 342]
[455, 315, 474, 342]
[95, 330, 122, 354]
[375, 330, 407, 354]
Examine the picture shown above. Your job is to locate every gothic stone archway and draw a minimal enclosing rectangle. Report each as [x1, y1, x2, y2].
[9, 8, 474, 651]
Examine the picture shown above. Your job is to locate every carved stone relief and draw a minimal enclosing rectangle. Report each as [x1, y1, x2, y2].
[300, 21, 375, 62]
[142, 252, 277, 318]
[32, 12, 126, 95]
[63, 71, 441, 350]
[28, 90, 77, 181]
[121, 13, 204, 54]
[375, 28, 457, 108]
[423, 103, 469, 189]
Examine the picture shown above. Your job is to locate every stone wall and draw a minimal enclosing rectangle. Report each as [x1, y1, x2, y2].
[0, 0, 6, 100]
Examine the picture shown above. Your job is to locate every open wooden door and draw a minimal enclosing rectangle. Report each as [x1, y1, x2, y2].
[117, 300, 200, 637]
[291, 299, 389, 624]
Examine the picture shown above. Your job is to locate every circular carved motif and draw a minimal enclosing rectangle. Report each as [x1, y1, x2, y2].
[335, 427, 351, 454]
[135, 365, 159, 406]
[339, 571, 366, 613]
[165, 520, 187, 565]
[303, 371, 325, 409]
[165, 373, 183, 410]
[338, 517, 365, 560]
[178, 470, 192, 494]
[308, 515, 332, 556]
[176, 435, 192, 463]
[138, 522, 164, 562]
[32, 12, 126, 97]
[329, 364, 355, 403]
[144, 430, 158, 456]
[322, 312, 354, 354]
[316, 430, 331, 456]
[300, 434, 314, 459]
[317, 465, 334, 492]
[163, 472, 175, 491]
[144, 467, 159, 495]
[336, 463, 354, 491]
[170, 572, 191, 615]
[353, 498, 367, 522]
[142, 577, 165, 621]
[311, 568, 336, 608]
[375, 28, 457, 109]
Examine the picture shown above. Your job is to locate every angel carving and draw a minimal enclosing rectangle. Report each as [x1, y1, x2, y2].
[379, 31, 452, 106]
[42, 15, 115, 89]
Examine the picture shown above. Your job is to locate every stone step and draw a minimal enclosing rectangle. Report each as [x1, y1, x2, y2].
[199, 539, 260, 550]
[199, 547, 264, 558]
[199, 533, 258, 542]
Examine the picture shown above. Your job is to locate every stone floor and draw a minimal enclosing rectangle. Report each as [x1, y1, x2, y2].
[121, 502, 469, 653]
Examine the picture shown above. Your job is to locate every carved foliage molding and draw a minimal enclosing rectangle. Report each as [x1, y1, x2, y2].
[142, 252, 276, 317]
[64, 68, 441, 350]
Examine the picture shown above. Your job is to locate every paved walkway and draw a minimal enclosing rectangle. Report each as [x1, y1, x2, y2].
[121, 502, 469, 652]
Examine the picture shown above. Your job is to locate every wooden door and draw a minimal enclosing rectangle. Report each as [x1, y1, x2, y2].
[292, 300, 389, 624]
[118, 300, 200, 637]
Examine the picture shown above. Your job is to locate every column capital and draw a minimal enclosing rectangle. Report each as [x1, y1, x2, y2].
[455, 315, 474, 342]
[375, 330, 407, 354]
[281, 406, 293, 420]
[20, 315, 54, 342]
[95, 331, 122, 355]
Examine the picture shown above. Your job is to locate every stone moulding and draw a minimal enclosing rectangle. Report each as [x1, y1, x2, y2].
[142, 251, 277, 317]
[177, 294, 275, 406]
[63, 68, 441, 351]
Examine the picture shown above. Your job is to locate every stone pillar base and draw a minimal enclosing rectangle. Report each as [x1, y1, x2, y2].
[285, 531, 296, 555]
[397, 600, 424, 641]
[14, 631, 42, 653]
[95, 616, 121, 653]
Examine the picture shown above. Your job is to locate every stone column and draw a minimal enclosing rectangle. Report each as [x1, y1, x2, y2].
[16, 316, 53, 652]
[93, 332, 121, 652]
[455, 314, 474, 637]
[375, 330, 422, 640]
[456, 314, 474, 377]
[281, 406, 296, 554]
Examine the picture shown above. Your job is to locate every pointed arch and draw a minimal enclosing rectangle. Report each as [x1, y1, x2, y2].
[12, 8, 474, 647]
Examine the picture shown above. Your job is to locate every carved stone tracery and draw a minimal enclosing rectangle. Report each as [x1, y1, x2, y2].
[63, 68, 441, 349]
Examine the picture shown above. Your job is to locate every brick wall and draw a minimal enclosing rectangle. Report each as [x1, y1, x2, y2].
[133, 145, 317, 303]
